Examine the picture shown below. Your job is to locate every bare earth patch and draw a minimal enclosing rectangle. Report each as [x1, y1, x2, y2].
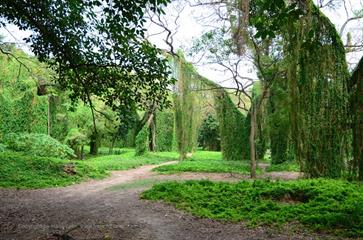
[0, 162, 341, 240]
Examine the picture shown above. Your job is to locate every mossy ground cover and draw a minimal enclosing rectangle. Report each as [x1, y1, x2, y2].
[154, 151, 253, 174]
[142, 179, 363, 237]
[0, 152, 106, 189]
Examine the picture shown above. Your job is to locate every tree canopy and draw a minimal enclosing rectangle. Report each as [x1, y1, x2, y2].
[0, 0, 174, 114]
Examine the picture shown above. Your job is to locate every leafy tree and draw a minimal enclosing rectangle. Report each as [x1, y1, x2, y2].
[0, 0, 174, 132]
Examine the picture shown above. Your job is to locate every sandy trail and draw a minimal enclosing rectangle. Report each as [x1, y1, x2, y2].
[0, 162, 333, 240]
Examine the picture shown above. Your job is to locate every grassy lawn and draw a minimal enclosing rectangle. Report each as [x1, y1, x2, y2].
[154, 151, 254, 174]
[266, 161, 300, 172]
[0, 149, 178, 189]
[142, 179, 363, 237]
[0, 152, 106, 189]
[80, 148, 178, 171]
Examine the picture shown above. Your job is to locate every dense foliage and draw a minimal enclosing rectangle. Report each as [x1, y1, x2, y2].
[155, 111, 175, 152]
[0, 47, 52, 139]
[142, 179, 363, 237]
[267, 80, 292, 164]
[198, 114, 220, 151]
[215, 91, 249, 161]
[4, 133, 75, 159]
[135, 125, 149, 156]
[349, 57, 363, 180]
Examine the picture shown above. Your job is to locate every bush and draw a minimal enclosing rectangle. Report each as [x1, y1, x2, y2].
[135, 125, 149, 156]
[4, 133, 75, 159]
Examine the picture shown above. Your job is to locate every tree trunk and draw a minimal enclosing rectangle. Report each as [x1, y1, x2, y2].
[47, 95, 52, 136]
[250, 103, 257, 178]
[90, 131, 98, 155]
[149, 116, 156, 152]
[81, 145, 84, 160]
[109, 133, 117, 155]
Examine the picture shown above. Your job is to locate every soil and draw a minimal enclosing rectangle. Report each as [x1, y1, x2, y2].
[0, 162, 343, 240]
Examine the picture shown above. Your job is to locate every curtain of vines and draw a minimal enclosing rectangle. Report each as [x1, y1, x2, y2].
[172, 55, 250, 161]
[214, 90, 249, 160]
[349, 57, 363, 180]
[267, 79, 292, 164]
[285, 3, 350, 178]
[173, 57, 201, 159]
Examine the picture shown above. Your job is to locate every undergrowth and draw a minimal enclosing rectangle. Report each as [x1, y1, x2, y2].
[142, 179, 363, 237]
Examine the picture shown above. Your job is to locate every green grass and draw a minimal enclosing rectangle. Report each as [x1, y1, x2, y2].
[0, 151, 106, 189]
[80, 148, 178, 171]
[0, 149, 178, 189]
[266, 161, 300, 172]
[142, 179, 363, 237]
[154, 151, 254, 174]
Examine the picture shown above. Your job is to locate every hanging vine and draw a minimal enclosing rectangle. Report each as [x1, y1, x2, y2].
[284, 2, 350, 178]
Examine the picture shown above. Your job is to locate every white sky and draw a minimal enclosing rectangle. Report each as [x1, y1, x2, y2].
[146, 0, 363, 87]
[0, 0, 362, 87]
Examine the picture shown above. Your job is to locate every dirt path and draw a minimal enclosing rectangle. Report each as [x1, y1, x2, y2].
[0, 162, 335, 240]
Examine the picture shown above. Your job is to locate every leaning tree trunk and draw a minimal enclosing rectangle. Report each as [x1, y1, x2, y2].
[250, 103, 257, 178]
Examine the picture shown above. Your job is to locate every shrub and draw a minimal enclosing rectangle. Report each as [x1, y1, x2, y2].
[4, 133, 75, 159]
